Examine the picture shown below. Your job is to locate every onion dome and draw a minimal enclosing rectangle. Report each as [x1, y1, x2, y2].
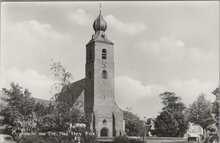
[93, 12, 107, 32]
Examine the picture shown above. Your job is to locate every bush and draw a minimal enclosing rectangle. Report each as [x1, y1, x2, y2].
[17, 135, 97, 143]
[114, 135, 129, 143]
[129, 138, 143, 143]
[114, 135, 145, 143]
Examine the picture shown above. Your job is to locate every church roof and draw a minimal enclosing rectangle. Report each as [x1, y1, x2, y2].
[69, 78, 85, 100]
[69, 79, 85, 112]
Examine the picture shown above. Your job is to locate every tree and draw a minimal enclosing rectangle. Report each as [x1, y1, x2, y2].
[173, 111, 188, 137]
[50, 60, 72, 93]
[123, 111, 144, 136]
[187, 93, 213, 139]
[0, 82, 35, 134]
[153, 110, 179, 137]
[208, 87, 220, 143]
[153, 92, 188, 137]
[212, 87, 219, 118]
[33, 102, 55, 132]
[19, 89, 35, 120]
[160, 92, 185, 112]
[49, 60, 84, 131]
[33, 103, 48, 118]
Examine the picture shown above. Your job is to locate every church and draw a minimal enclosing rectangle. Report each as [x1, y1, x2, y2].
[69, 10, 125, 142]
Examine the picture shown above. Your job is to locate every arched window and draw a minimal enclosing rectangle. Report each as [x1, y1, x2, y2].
[89, 49, 92, 59]
[102, 70, 108, 79]
[88, 71, 92, 79]
[93, 114, 96, 132]
[102, 49, 107, 59]
[112, 113, 116, 137]
[100, 128, 108, 137]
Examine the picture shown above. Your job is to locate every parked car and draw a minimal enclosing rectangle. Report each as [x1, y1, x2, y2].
[0, 134, 16, 143]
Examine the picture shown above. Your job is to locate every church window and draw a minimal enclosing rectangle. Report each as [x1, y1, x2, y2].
[100, 128, 108, 137]
[103, 119, 107, 124]
[88, 71, 92, 79]
[102, 70, 108, 79]
[89, 49, 92, 59]
[102, 49, 107, 59]
[93, 114, 96, 133]
[112, 113, 116, 137]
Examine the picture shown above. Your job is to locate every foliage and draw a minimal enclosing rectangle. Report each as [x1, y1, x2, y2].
[33, 102, 58, 132]
[34, 103, 49, 118]
[114, 135, 129, 143]
[187, 93, 215, 143]
[0, 82, 35, 134]
[153, 92, 188, 137]
[123, 111, 144, 136]
[159, 92, 186, 112]
[153, 110, 179, 137]
[128, 138, 143, 143]
[49, 60, 85, 132]
[0, 60, 91, 136]
[212, 101, 219, 118]
[173, 111, 189, 137]
[212, 87, 219, 117]
[17, 134, 97, 143]
[50, 59, 72, 92]
[208, 86, 220, 143]
[187, 93, 213, 130]
[114, 136, 144, 143]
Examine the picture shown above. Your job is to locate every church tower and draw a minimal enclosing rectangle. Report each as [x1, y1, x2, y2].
[85, 10, 125, 141]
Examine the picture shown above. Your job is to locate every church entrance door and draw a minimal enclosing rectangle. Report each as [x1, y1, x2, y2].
[100, 128, 108, 137]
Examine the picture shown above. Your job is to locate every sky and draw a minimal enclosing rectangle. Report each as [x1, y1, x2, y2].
[1, 1, 219, 118]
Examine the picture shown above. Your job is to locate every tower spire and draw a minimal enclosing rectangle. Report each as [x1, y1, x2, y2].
[93, 1, 107, 32]
[99, 0, 102, 13]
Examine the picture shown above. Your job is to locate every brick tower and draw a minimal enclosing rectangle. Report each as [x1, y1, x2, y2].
[85, 11, 125, 142]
